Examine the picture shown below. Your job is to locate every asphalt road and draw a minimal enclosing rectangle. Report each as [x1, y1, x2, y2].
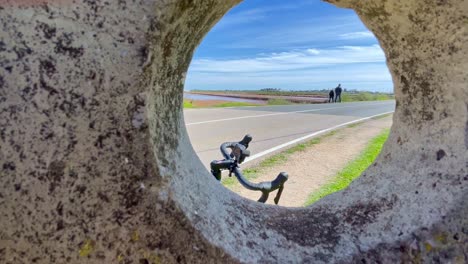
[184, 101, 395, 169]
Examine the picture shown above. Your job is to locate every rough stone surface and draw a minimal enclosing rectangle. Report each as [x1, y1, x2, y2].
[0, 0, 467, 263]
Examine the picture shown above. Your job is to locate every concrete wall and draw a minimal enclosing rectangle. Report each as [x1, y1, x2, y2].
[0, 0, 466, 263]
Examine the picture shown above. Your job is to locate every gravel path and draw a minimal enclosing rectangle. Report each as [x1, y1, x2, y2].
[233, 115, 393, 207]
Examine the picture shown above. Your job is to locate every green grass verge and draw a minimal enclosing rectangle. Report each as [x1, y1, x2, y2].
[341, 92, 393, 102]
[347, 123, 361, 128]
[213, 102, 258, 107]
[183, 100, 194, 108]
[222, 131, 336, 189]
[183, 99, 258, 108]
[304, 128, 390, 206]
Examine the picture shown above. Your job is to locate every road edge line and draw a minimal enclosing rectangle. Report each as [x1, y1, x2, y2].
[243, 111, 394, 164]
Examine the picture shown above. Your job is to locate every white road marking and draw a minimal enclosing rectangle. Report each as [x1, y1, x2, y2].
[185, 102, 391, 126]
[243, 111, 394, 164]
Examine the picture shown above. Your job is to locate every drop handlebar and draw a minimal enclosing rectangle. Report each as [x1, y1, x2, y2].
[210, 135, 288, 204]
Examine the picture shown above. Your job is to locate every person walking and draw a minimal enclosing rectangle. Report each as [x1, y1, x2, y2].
[328, 89, 335, 103]
[334, 84, 343, 103]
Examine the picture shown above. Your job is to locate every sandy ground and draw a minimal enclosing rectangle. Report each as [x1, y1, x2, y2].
[231, 115, 393, 207]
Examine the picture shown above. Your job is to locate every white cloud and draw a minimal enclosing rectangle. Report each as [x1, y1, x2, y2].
[185, 64, 393, 92]
[306, 49, 320, 55]
[339, 31, 374, 39]
[185, 2, 391, 92]
[210, 15, 375, 50]
[189, 45, 385, 73]
[185, 45, 392, 92]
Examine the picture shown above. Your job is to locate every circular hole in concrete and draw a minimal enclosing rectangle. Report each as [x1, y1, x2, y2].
[148, 0, 464, 262]
[3, 0, 464, 262]
[182, 1, 395, 207]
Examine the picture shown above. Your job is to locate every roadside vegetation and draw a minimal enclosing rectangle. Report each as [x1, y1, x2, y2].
[190, 89, 394, 102]
[183, 90, 393, 108]
[183, 91, 393, 110]
[267, 98, 292, 105]
[341, 92, 393, 102]
[183, 99, 257, 108]
[192, 89, 325, 97]
[183, 98, 296, 108]
[304, 128, 390, 206]
[183, 100, 195, 108]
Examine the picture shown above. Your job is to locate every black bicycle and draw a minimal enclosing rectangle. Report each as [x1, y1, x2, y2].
[210, 134, 288, 204]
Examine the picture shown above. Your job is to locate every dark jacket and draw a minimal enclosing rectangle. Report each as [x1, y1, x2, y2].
[335, 86, 342, 95]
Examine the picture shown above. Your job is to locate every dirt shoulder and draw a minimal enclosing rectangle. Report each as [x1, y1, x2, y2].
[231, 115, 393, 207]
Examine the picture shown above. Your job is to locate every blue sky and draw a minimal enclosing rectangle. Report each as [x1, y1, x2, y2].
[185, 0, 393, 92]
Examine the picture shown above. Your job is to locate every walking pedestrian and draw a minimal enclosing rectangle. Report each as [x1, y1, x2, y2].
[334, 84, 343, 103]
[328, 89, 335, 103]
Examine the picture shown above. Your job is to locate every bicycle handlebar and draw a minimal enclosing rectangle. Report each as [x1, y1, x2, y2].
[210, 134, 288, 204]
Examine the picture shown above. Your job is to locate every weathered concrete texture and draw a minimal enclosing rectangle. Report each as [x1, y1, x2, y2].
[0, 0, 467, 263]
[0, 1, 238, 263]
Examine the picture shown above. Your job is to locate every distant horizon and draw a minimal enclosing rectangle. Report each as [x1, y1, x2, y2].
[184, 88, 394, 94]
[185, 1, 393, 93]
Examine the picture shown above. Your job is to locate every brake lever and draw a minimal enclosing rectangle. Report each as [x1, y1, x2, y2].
[274, 185, 284, 205]
[258, 191, 269, 203]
